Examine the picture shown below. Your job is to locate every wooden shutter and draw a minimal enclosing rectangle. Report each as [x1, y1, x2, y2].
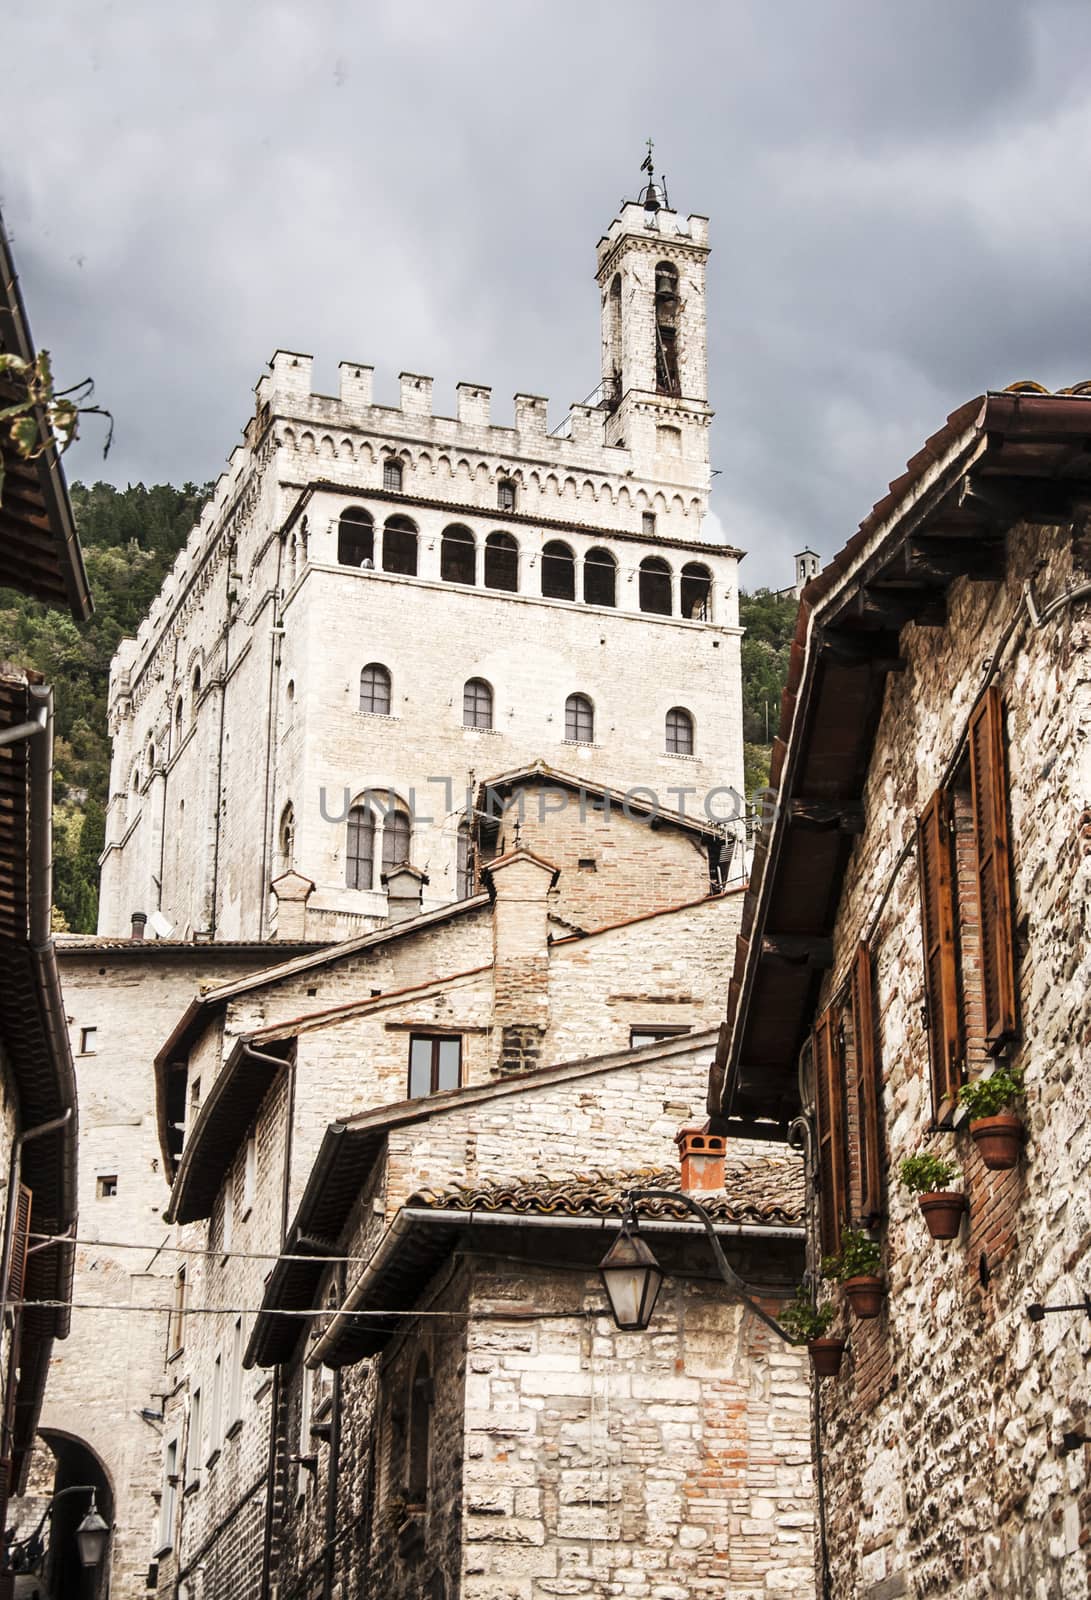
[851, 943, 882, 1223]
[968, 687, 1018, 1051]
[813, 1006, 849, 1254]
[918, 788, 962, 1117]
[7, 1184, 32, 1306]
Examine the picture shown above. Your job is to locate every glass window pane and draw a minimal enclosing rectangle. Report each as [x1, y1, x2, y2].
[409, 1039, 432, 1098]
[437, 1038, 461, 1091]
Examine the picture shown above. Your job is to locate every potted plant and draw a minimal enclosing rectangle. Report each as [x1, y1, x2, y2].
[898, 1152, 966, 1239]
[822, 1228, 884, 1319]
[780, 1286, 844, 1377]
[959, 1064, 1024, 1170]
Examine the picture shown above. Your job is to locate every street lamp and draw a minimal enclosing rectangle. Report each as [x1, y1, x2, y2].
[598, 1208, 664, 1332]
[598, 1187, 792, 1342]
[75, 1498, 110, 1569]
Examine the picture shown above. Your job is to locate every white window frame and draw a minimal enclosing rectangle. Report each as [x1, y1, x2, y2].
[222, 1172, 234, 1258]
[242, 1134, 257, 1217]
[297, 1364, 315, 1498]
[186, 1387, 203, 1486]
[158, 1437, 178, 1554]
[208, 1354, 223, 1462]
[79, 1026, 98, 1055]
[228, 1316, 244, 1429]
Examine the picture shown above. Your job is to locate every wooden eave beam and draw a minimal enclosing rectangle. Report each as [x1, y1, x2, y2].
[760, 933, 834, 968]
[815, 626, 906, 672]
[787, 799, 865, 834]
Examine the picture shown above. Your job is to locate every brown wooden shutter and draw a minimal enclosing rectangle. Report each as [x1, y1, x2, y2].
[7, 1185, 32, 1307]
[813, 1006, 849, 1254]
[968, 686, 1018, 1051]
[851, 942, 882, 1223]
[918, 787, 962, 1116]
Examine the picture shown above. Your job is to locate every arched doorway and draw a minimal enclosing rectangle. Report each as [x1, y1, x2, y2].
[24, 1430, 114, 1599]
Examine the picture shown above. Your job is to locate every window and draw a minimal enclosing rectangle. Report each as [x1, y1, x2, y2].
[346, 804, 375, 890]
[851, 942, 882, 1225]
[583, 547, 616, 608]
[79, 1026, 97, 1054]
[360, 663, 392, 716]
[680, 562, 712, 621]
[186, 1388, 203, 1485]
[174, 697, 184, 741]
[297, 1363, 315, 1497]
[629, 1024, 692, 1049]
[408, 1035, 462, 1098]
[918, 787, 962, 1118]
[967, 687, 1017, 1051]
[382, 805, 412, 872]
[639, 557, 672, 616]
[338, 507, 374, 568]
[383, 458, 403, 492]
[484, 531, 519, 592]
[278, 803, 295, 872]
[463, 678, 493, 730]
[222, 1173, 234, 1258]
[665, 707, 694, 755]
[242, 1134, 257, 1214]
[642, 511, 657, 537]
[406, 1353, 433, 1506]
[192, 664, 202, 696]
[812, 944, 885, 1248]
[654, 261, 681, 397]
[456, 818, 473, 899]
[96, 1174, 118, 1199]
[208, 1354, 223, 1460]
[441, 525, 476, 585]
[497, 477, 517, 511]
[541, 540, 575, 601]
[228, 1316, 243, 1428]
[812, 1005, 850, 1254]
[382, 515, 418, 576]
[159, 1439, 178, 1554]
[564, 693, 594, 744]
[170, 1267, 187, 1355]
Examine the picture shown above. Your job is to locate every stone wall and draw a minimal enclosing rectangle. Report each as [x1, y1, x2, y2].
[812, 519, 1091, 1598]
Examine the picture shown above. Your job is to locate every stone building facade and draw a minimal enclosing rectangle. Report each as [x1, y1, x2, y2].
[97, 185, 743, 945]
[710, 386, 1091, 1598]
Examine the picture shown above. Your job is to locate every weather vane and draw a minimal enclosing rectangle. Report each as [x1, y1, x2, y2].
[642, 138, 654, 176]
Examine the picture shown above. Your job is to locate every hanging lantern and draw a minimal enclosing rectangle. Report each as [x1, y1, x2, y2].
[599, 1213, 664, 1332]
[75, 1501, 110, 1569]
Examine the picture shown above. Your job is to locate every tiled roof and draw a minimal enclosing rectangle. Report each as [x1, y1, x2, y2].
[407, 1158, 804, 1227]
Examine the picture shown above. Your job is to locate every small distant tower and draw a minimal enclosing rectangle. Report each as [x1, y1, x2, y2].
[794, 547, 820, 597]
[595, 143, 711, 478]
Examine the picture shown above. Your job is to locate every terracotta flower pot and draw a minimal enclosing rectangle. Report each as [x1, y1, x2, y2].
[970, 1113, 1023, 1171]
[808, 1338, 845, 1378]
[842, 1274, 884, 1320]
[917, 1191, 966, 1240]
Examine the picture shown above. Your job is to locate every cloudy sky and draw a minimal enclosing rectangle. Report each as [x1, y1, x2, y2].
[5, 1, 1091, 587]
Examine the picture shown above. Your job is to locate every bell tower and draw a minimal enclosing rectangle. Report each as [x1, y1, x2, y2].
[595, 146, 712, 478]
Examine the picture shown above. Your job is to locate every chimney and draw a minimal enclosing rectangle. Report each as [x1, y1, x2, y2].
[483, 847, 559, 1077]
[675, 1125, 726, 1193]
[270, 871, 315, 940]
[130, 911, 147, 942]
[381, 863, 429, 925]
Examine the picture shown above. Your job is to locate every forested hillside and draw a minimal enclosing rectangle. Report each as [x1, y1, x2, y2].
[0, 481, 208, 930]
[739, 587, 799, 794]
[0, 481, 797, 931]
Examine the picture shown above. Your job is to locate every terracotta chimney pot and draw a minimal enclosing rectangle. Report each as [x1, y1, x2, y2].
[675, 1125, 726, 1193]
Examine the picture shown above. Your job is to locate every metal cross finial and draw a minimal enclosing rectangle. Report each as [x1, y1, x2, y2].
[642, 138, 654, 176]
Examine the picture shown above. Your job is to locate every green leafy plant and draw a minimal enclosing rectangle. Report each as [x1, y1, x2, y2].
[0, 350, 112, 505]
[779, 1285, 835, 1344]
[898, 1152, 960, 1194]
[959, 1064, 1025, 1120]
[821, 1227, 882, 1282]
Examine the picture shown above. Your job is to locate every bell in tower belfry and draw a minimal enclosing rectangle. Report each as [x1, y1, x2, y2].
[595, 149, 712, 482]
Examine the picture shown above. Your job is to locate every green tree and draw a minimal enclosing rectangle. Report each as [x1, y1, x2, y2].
[739, 588, 799, 796]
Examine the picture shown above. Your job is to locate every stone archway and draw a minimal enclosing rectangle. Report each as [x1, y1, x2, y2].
[19, 1430, 114, 1600]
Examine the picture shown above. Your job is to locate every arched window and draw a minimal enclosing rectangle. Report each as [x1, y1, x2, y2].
[484, 532, 519, 592]
[463, 678, 493, 730]
[174, 697, 184, 739]
[192, 664, 202, 696]
[665, 707, 694, 756]
[346, 805, 375, 891]
[147, 742, 156, 770]
[680, 562, 712, 621]
[639, 556, 672, 616]
[565, 693, 594, 744]
[132, 766, 141, 793]
[541, 541, 575, 601]
[456, 817, 473, 899]
[383, 458, 403, 493]
[360, 664, 392, 716]
[406, 1352, 432, 1506]
[382, 515, 418, 576]
[278, 803, 295, 870]
[338, 507, 374, 568]
[497, 477, 517, 511]
[382, 803, 411, 872]
[583, 547, 616, 608]
[654, 261, 681, 397]
[605, 275, 622, 404]
[441, 525, 476, 585]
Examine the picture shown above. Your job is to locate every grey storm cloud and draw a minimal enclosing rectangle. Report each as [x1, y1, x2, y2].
[4, 0, 1091, 586]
